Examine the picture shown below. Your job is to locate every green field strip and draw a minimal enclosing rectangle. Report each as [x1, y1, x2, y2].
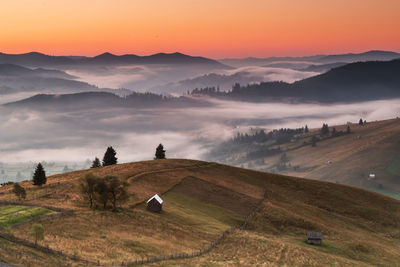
[0, 205, 54, 228]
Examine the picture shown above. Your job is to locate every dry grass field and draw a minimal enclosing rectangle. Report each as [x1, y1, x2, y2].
[0, 158, 399, 266]
[243, 118, 400, 199]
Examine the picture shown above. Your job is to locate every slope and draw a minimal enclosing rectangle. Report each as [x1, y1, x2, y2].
[199, 59, 400, 103]
[0, 159, 399, 266]
[213, 118, 400, 200]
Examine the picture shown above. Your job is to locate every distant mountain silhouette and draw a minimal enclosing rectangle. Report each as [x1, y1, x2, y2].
[0, 52, 75, 67]
[219, 50, 400, 67]
[0, 63, 134, 98]
[318, 50, 400, 63]
[0, 63, 76, 79]
[300, 62, 347, 73]
[0, 51, 229, 68]
[4, 92, 121, 109]
[4, 91, 209, 110]
[192, 59, 400, 103]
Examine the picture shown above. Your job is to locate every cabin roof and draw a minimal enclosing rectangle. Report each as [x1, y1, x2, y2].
[307, 232, 323, 239]
[147, 194, 163, 204]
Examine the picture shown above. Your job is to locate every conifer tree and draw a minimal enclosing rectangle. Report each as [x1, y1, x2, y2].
[331, 127, 337, 137]
[155, 144, 166, 159]
[304, 125, 309, 133]
[359, 118, 364, 125]
[321, 123, 330, 135]
[91, 157, 101, 168]
[347, 125, 351, 134]
[102, 147, 117, 166]
[32, 163, 46, 186]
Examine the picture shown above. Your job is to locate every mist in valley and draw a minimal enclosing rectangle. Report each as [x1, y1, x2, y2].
[1, 51, 400, 182]
[1, 97, 399, 182]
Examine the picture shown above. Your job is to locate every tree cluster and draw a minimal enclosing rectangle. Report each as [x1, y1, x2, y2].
[231, 127, 305, 145]
[91, 146, 117, 168]
[321, 123, 330, 135]
[79, 174, 129, 211]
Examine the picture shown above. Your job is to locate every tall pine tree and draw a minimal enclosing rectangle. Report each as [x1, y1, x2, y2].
[155, 144, 166, 159]
[32, 163, 46, 186]
[91, 157, 101, 168]
[102, 147, 117, 166]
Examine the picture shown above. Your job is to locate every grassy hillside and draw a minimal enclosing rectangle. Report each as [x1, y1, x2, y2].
[214, 118, 400, 200]
[0, 159, 399, 266]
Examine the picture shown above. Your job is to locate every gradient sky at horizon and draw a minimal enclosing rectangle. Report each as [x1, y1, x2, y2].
[1, 0, 399, 58]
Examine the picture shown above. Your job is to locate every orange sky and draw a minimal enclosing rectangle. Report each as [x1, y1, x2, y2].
[0, 0, 399, 58]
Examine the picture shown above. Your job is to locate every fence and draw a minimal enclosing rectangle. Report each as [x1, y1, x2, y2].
[0, 188, 268, 266]
[117, 189, 268, 266]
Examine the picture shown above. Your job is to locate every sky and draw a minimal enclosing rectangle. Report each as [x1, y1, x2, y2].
[0, 0, 399, 58]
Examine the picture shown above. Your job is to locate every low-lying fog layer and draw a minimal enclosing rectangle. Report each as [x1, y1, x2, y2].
[0, 98, 399, 164]
[66, 65, 318, 94]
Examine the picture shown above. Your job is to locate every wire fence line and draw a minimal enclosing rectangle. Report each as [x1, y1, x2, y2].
[114, 189, 268, 266]
[0, 201, 96, 265]
[0, 187, 268, 266]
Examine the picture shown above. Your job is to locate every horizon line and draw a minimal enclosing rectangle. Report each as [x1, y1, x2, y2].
[1, 49, 399, 60]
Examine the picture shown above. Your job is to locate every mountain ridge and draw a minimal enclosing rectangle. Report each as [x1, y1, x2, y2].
[0, 51, 229, 68]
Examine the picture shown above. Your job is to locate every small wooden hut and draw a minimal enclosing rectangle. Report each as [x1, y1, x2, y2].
[147, 194, 163, 213]
[306, 232, 323, 245]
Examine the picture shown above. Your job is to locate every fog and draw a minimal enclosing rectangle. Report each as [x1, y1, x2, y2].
[1, 98, 399, 164]
[65, 65, 319, 94]
[221, 66, 318, 83]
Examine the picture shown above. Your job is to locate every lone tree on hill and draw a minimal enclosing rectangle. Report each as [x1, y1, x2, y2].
[91, 157, 101, 168]
[30, 223, 44, 245]
[32, 163, 46, 186]
[79, 173, 99, 208]
[12, 183, 26, 201]
[102, 146, 117, 166]
[104, 176, 129, 211]
[347, 125, 351, 134]
[155, 144, 166, 159]
[94, 178, 109, 209]
[359, 118, 364, 125]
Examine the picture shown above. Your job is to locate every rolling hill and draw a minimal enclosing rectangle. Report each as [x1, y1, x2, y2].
[0, 159, 399, 266]
[209, 118, 400, 200]
[0, 64, 76, 79]
[219, 50, 400, 67]
[3, 91, 210, 110]
[195, 59, 400, 102]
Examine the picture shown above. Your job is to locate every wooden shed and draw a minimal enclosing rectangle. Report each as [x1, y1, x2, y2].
[147, 194, 163, 213]
[306, 232, 323, 245]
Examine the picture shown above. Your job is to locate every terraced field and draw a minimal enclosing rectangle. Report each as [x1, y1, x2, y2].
[0, 205, 53, 228]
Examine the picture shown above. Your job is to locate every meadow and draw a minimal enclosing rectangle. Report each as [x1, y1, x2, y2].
[0, 159, 399, 266]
